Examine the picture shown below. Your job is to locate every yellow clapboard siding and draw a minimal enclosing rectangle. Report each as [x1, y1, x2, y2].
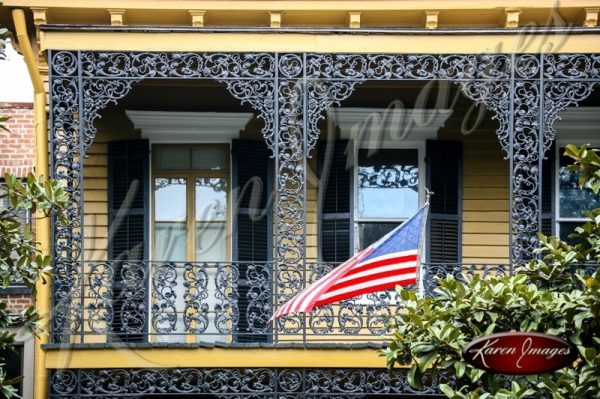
[306, 212, 317, 224]
[84, 250, 109, 260]
[85, 214, 108, 226]
[85, 237, 108, 247]
[463, 199, 509, 211]
[463, 246, 509, 258]
[84, 154, 108, 166]
[462, 222, 508, 234]
[86, 143, 108, 155]
[84, 178, 108, 190]
[85, 226, 108, 238]
[463, 160, 508, 174]
[83, 190, 107, 202]
[463, 175, 508, 188]
[85, 202, 108, 214]
[83, 166, 108, 178]
[463, 234, 509, 246]
[306, 222, 317, 235]
[461, 257, 510, 264]
[463, 211, 508, 222]
[463, 187, 509, 200]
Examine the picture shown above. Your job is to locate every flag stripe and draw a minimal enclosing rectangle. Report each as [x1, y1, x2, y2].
[339, 251, 418, 278]
[320, 269, 417, 301]
[273, 247, 374, 318]
[332, 255, 417, 285]
[294, 247, 373, 313]
[315, 275, 417, 306]
[325, 263, 417, 293]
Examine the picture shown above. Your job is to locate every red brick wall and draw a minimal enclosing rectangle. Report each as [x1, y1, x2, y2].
[0, 102, 35, 178]
[3, 294, 34, 313]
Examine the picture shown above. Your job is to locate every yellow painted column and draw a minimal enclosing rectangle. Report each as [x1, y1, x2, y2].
[33, 91, 50, 399]
[13, 9, 50, 399]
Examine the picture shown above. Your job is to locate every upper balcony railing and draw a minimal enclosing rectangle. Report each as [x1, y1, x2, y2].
[52, 261, 522, 346]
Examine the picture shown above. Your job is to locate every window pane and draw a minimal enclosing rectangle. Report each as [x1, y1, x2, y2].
[358, 149, 419, 219]
[155, 178, 187, 221]
[155, 147, 190, 170]
[0, 345, 22, 396]
[559, 222, 585, 246]
[196, 223, 227, 261]
[155, 222, 187, 261]
[358, 222, 398, 250]
[559, 153, 600, 218]
[192, 147, 228, 170]
[196, 178, 227, 222]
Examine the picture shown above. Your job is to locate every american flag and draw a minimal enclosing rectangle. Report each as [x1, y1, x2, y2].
[272, 204, 428, 320]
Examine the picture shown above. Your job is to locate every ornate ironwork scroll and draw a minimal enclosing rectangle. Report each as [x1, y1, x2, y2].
[542, 54, 600, 155]
[49, 367, 450, 397]
[50, 50, 600, 343]
[275, 54, 307, 333]
[183, 262, 210, 334]
[50, 51, 83, 342]
[87, 262, 113, 334]
[49, 51, 276, 342]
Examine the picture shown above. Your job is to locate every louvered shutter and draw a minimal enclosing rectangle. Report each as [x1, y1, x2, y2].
[318, 140, 352, 263]
[426, 140, 462, 263]
[540, 145, 555, 237]
[107, 139, 149, 342]
[232, 139, 273, 343]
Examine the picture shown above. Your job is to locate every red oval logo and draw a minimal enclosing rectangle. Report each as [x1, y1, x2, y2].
[463, 332, 578, 375]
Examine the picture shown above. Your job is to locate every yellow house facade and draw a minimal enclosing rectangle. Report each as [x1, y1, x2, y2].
[2, 1, 600, 397]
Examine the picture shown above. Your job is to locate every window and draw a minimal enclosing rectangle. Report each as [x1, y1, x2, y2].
[355, 148, 421, 251]
[318, 139, 460, 264]
[556, 145, 600, 243]
[152, 145, 229, 262]
[0, 344, 23, 396]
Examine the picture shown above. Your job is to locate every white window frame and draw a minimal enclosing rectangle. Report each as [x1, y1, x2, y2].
[352, 140, 426, 254]
[148, 140, 233, 264]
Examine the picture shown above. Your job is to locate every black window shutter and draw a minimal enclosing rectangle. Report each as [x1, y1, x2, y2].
[107, 139, 149, 342]
[426, 140, 462, 263]
[318, 140, 353, 263]
[232, 139, 273, 343]
[540, 144, 555, 237]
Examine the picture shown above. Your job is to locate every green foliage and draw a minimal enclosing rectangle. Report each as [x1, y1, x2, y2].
[0, 174, 67, 398]
[380, 145, 600, 398]
[1, 173, 68, 288]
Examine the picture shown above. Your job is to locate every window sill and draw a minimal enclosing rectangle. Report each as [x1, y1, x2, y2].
[0, 286, 32, 295]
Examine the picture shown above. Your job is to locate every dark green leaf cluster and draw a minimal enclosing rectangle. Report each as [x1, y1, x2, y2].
[0, 173, 67, 398]
[380, 145, 600, 399]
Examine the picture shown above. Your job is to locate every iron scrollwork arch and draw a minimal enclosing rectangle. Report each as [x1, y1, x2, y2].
[50, 51, 277, 341]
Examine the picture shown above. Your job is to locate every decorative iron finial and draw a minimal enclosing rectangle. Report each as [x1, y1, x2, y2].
[425, 188, 434, 205]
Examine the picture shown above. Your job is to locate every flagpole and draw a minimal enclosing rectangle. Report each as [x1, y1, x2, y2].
[417, 189, 432, 295]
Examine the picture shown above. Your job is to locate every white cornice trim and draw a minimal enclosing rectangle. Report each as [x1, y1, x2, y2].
[125, 110, 254, 141]
[331, 107, 453, 145]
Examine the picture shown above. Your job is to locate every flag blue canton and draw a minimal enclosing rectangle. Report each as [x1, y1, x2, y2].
[362, 205, 426, 262]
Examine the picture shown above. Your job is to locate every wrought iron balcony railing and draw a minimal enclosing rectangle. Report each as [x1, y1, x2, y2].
[52, 261, 513, 345]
